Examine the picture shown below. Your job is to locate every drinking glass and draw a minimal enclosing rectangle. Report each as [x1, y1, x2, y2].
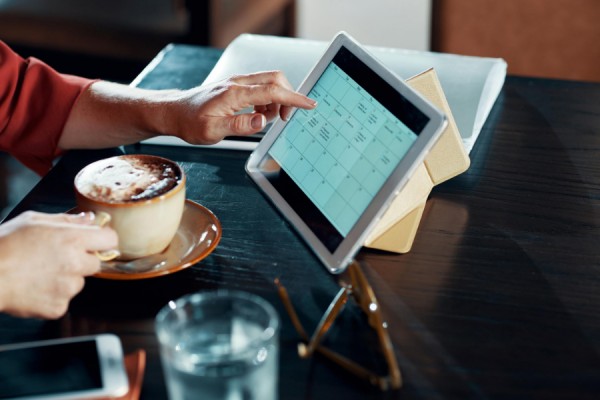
[156, 290, 280, 400]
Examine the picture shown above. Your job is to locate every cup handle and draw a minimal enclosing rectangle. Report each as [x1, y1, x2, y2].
[92, 211, 120, 262]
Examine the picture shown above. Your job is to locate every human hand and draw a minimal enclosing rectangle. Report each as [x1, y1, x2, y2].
[60, 70, 317, 150]
[166, 70, 317, 144]
[0, 211, 118, 319]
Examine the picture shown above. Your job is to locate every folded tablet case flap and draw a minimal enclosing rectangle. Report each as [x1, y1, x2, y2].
[412, 69, 471, 184]
[364, 68, 469, 252]
[365, 200, 427, 253]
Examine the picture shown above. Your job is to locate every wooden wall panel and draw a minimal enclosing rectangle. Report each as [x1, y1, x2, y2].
[432, 0, 600, 82]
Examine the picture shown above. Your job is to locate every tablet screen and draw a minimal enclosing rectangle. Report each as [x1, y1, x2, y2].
[246, 32, 446, 273]
[259, 46, 430, 252]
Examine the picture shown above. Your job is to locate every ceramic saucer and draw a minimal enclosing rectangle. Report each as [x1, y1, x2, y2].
[69, 200, 222, 280]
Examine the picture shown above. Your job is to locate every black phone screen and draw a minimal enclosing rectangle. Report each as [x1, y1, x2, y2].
[0, 339, 102, 398]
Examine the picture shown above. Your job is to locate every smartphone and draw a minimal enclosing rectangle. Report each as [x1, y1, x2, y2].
[0, 334, 129, 400]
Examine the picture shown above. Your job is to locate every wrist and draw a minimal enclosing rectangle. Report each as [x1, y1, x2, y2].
[89, 82, 182, 141]
[138, 89, 185, 140]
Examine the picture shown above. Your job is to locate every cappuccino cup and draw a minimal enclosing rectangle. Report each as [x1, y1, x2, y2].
[74, 154, 186, 260]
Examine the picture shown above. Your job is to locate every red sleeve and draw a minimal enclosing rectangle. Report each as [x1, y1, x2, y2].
[0, 41, 93, 175]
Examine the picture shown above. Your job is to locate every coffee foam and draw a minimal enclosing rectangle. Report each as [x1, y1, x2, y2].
[76, 156, 181, 203]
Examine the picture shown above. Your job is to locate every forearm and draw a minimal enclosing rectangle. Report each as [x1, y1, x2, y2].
[59, 81, 179, 150]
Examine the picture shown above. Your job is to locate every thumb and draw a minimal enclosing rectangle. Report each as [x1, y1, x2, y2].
[225, 113, 266, 136]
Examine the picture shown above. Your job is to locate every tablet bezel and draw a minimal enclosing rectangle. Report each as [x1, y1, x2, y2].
[245, 32, 447, 274]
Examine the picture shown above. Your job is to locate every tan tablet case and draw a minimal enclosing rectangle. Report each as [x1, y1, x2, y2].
[364, 68, 470, 253]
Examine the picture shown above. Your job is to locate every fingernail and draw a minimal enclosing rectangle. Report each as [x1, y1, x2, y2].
[307, 98, 317, 107]
[251, 114, 266, 129]
[93, 211, 112, 228]
[73, 211, 94, 221]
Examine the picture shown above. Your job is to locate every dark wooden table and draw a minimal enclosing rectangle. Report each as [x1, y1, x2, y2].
[1, 44, 599, 399]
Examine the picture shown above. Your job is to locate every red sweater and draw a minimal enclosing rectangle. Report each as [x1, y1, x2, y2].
[0, 41, 92, 175]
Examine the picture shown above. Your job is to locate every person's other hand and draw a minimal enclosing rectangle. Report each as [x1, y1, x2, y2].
[168, 70, 317, 144]
[0, 211, 118, 319]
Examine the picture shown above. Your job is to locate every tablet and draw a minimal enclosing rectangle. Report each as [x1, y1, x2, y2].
[246, 32, 447, 274]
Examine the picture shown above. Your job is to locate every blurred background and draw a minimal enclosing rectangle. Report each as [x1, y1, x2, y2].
[1, 0, 599, 218]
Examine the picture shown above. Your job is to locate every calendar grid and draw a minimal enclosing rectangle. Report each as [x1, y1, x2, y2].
[269, 62, 417, 236]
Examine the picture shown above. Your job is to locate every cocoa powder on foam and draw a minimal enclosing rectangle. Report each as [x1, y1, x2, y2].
[75, 155, 182, 203]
